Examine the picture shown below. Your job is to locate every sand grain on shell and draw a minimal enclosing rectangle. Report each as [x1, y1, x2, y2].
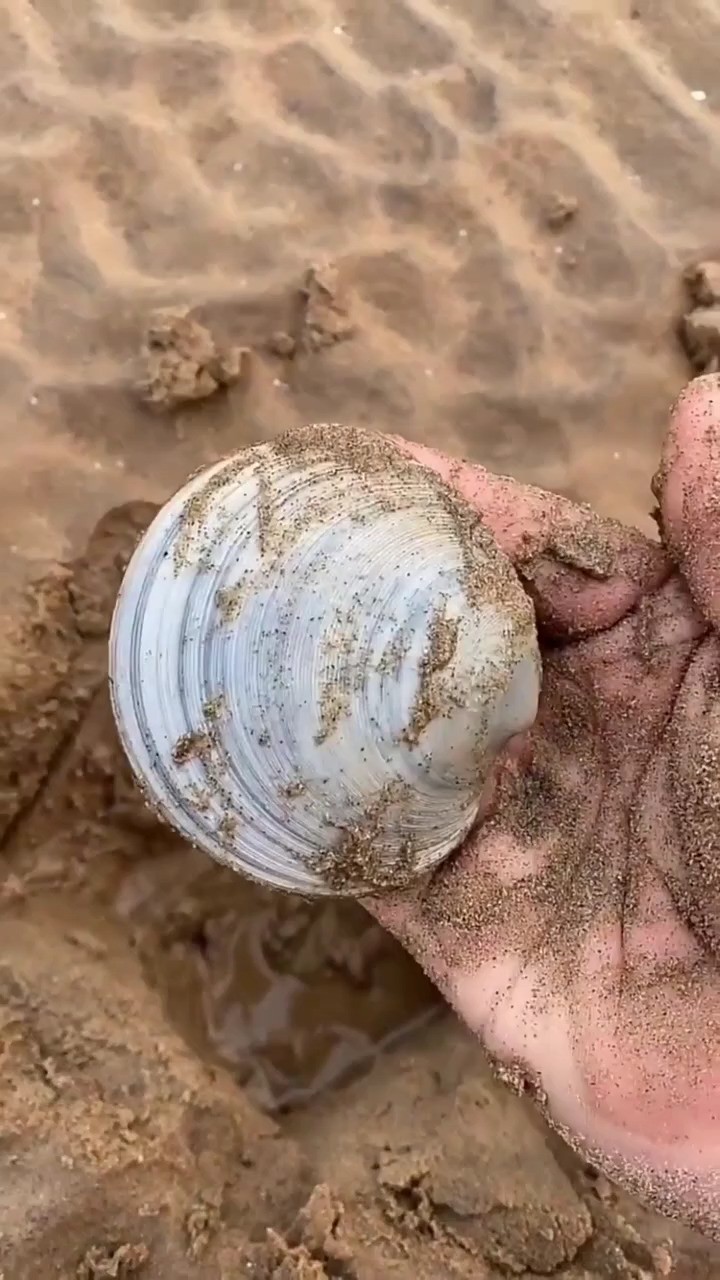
[159, 423, 538, 893]
[311, 782, 420, 896]
[405, 606, 460, 746]
[171, 729, 213, 766]
[272, 422, 537, 627]
[169, 422, 537, 761]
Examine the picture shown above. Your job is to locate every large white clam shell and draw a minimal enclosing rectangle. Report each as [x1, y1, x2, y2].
[109, 424, 541, 896]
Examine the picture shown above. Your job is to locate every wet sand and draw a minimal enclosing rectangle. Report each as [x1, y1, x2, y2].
[1, 0, 720, 1275]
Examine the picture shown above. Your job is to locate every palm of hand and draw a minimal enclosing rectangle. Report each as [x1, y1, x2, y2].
[370, 377, 720, 1239]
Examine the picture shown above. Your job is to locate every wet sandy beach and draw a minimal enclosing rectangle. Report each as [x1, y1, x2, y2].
[1, 0, 720, 1275]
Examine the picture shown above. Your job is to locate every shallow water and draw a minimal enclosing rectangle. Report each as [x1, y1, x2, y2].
[116, 846, 440, 1111]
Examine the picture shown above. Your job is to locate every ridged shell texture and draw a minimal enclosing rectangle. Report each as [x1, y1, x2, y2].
[109, 425, 540, 895]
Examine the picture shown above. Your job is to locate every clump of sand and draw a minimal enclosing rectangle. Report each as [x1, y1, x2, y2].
[137, 307, 249, 412]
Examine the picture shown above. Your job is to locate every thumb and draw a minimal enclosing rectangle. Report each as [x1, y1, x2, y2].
[656, 372, 720, 630]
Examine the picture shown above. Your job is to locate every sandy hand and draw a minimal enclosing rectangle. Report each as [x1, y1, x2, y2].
[366, 374, 720, 1240]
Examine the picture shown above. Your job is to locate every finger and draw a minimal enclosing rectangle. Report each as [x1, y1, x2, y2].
[397, 438, 669, 638]
[657, 372, 720, 631]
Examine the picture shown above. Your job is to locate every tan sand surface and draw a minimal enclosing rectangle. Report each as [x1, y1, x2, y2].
[1, 0, 720, 1276]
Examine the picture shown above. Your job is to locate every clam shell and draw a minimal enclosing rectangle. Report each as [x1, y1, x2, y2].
[109, 424, 540, 896]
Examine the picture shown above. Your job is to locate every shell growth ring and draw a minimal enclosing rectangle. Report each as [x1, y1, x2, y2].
[109, 424, 541, 896]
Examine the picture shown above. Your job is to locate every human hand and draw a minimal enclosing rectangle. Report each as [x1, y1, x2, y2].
[365, 374, 720, 1240]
